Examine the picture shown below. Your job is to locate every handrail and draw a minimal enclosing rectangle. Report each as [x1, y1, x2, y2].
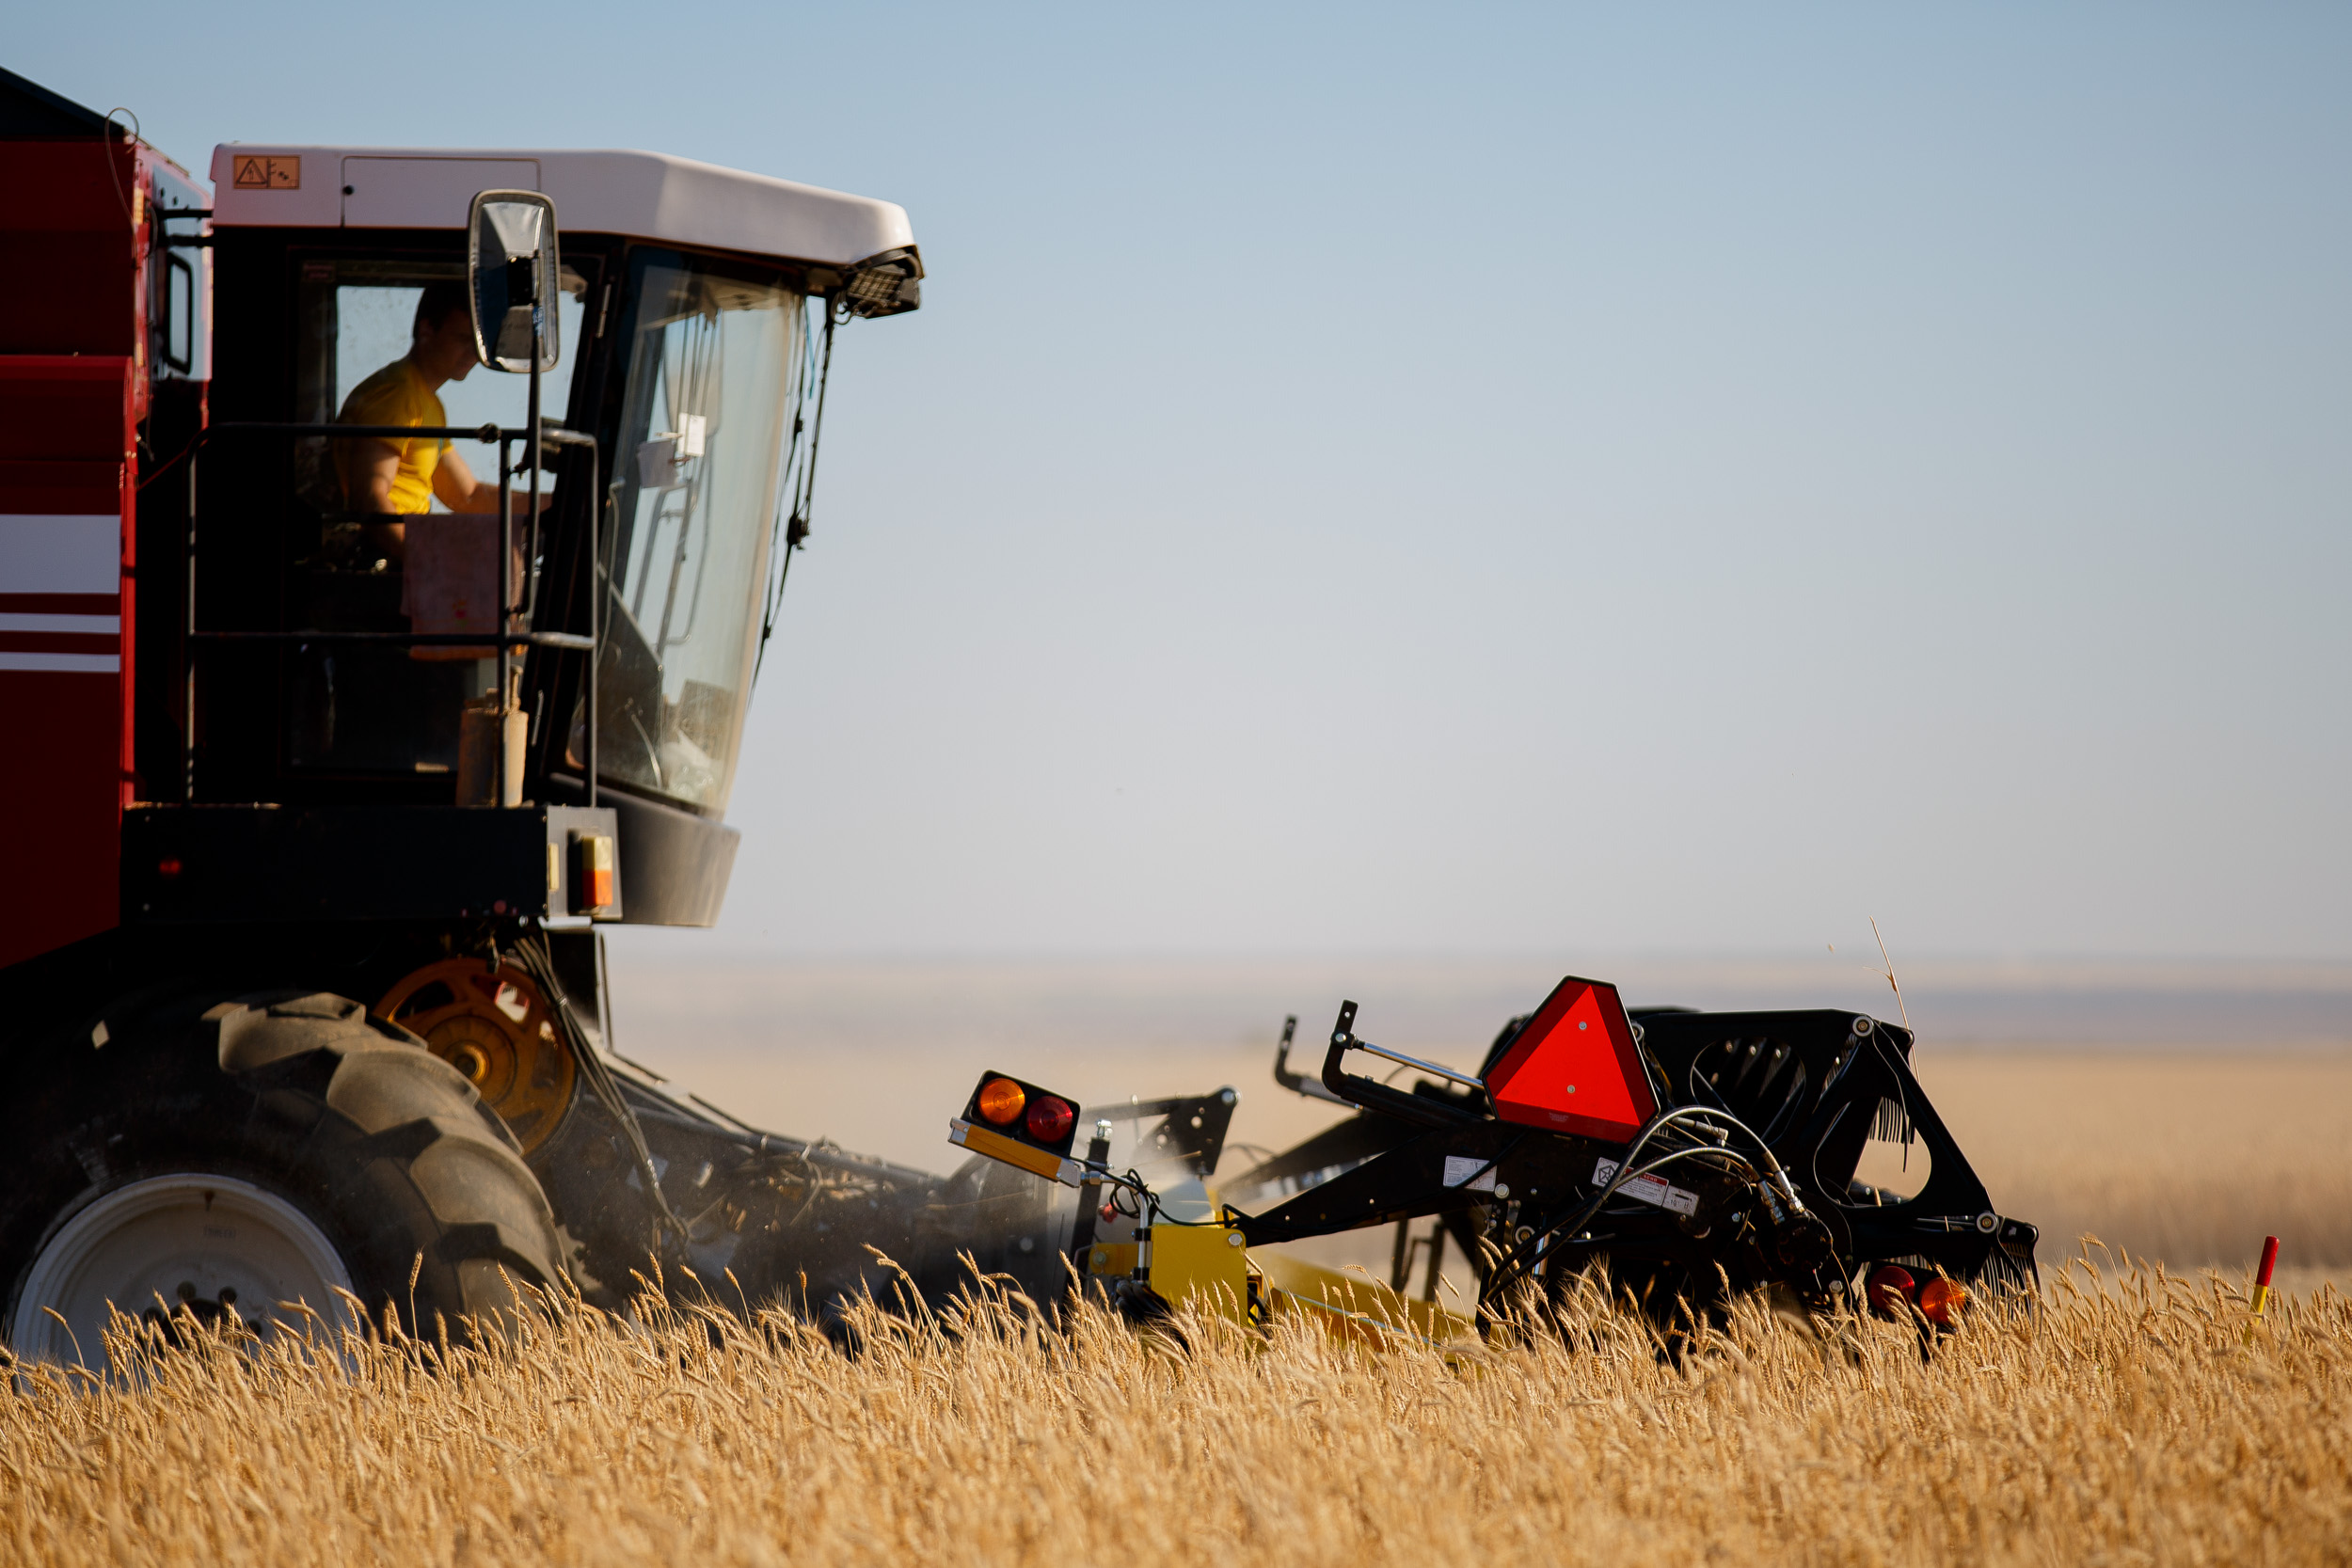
[1318, 1002, 1485, 1130]
[183, 417, 603, 805]
[207, 420, 522, 441]
[1341, 1037, 1487, 1093]
[188, 630, 595, 649]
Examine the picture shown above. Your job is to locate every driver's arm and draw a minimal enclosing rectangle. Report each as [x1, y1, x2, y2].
[434, 448, 548, 515]
[353, 438, 408, 557]
[353, 439, 405, 512]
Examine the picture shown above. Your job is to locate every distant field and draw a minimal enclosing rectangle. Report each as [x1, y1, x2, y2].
[1903, 1050, 2352, 1280]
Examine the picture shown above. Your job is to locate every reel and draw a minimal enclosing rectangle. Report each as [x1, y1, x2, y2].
[377, 957, 577, 1153]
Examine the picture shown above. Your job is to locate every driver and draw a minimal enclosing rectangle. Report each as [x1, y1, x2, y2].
[336, 280, 515, 546]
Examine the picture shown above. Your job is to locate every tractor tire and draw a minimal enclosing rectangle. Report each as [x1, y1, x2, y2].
[0, 990, 565, 1370]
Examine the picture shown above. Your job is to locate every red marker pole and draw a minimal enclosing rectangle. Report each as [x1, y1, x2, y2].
[2244, 1235, 2280, 1346]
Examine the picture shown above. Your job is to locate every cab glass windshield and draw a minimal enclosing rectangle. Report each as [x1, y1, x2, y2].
[596, 251, 804, 813]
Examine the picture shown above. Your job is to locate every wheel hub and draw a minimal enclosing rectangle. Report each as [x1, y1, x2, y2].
[378, 957, 577, 1152]
[9, 1174, 358, 1370]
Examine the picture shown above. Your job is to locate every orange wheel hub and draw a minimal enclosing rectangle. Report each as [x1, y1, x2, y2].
[377, 958, 576, 1153]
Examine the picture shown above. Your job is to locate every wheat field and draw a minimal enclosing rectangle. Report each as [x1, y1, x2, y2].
[5, 1255, 2347, 1566]
[10, 974, 2350, 1564]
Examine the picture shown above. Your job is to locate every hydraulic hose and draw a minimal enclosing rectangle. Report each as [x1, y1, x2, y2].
[1477, 1102, 1799, 1310]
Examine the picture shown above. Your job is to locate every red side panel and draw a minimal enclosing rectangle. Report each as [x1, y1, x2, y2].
[0, 356, 135, 969]
[1484, 975, 1658, 1143]
[0, 140, 147, 420]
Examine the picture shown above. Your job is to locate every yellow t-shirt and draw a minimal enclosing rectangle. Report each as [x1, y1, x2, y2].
[336, 358, 447, 514]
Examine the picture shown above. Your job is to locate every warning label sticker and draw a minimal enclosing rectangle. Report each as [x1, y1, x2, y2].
[231, 155, 300, 191]
[1441, 1155, 1499, 1192]
[1593, 1158, 1699, 1217]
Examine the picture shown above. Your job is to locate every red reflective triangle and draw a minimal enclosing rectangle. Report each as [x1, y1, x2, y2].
[1483, 976, 1656, 1143]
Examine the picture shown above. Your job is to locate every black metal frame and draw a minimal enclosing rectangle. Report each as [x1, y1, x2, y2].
[1213, 1000, 2039, 1326]
[1080, 1089, 1240, 1180]
[180, 420, 598, 806]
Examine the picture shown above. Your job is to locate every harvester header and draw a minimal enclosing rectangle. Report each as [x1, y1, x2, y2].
[950, 979, 2039, 1346]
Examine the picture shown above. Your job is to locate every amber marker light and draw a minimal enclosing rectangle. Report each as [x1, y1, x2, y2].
[572, 832, 616, 911]
[1917, 1276, 1967, 1329]
[977, 1076, 1027, 1127]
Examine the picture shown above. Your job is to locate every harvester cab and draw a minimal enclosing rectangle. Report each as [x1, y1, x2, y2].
[2, 103, 921, 961]
[0, 68, 954, 1366]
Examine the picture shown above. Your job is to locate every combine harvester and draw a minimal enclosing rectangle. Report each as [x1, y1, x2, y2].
[0, 68, 2033, 1367]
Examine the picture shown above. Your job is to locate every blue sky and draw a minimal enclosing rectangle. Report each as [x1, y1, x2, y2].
[19, 4, 2349, 959]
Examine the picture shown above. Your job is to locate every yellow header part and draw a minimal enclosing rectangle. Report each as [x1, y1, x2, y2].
[1146, 1223, 1249, 1322]
[946, 1119, 1079, 1185]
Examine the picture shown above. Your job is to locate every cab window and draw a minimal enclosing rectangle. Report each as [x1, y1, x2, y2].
[279, 255, 586, 777]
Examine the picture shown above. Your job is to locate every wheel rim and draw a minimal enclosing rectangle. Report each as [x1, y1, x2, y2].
[378, 956, 576, 1152]
[10, 1174, 358, 1370]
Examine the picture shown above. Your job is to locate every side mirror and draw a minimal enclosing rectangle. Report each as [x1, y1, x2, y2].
[468, 190, 561, 372]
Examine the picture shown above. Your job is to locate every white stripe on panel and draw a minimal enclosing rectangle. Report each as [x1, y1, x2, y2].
[0, 653, 120, 673]
[0, 515, 122, 594]
[0, 613, 122, 634]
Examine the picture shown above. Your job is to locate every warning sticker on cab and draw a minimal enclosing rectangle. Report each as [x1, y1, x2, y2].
[232, 155, 300, 190]
[1593, 1158, 1699, 1217]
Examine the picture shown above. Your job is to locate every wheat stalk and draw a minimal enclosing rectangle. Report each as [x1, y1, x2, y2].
[5, 1247, 2345, 1566]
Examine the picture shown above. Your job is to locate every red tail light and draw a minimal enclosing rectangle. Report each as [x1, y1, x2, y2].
[1025, 1095, 1074, 1145]
[1866, 1264, 1917, 1318]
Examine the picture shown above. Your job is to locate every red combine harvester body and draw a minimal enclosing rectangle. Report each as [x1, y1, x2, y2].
[1, 72, 210, 970]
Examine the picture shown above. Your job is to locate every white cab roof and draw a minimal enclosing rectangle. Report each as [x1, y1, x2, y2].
[209, 146, 914, 267]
